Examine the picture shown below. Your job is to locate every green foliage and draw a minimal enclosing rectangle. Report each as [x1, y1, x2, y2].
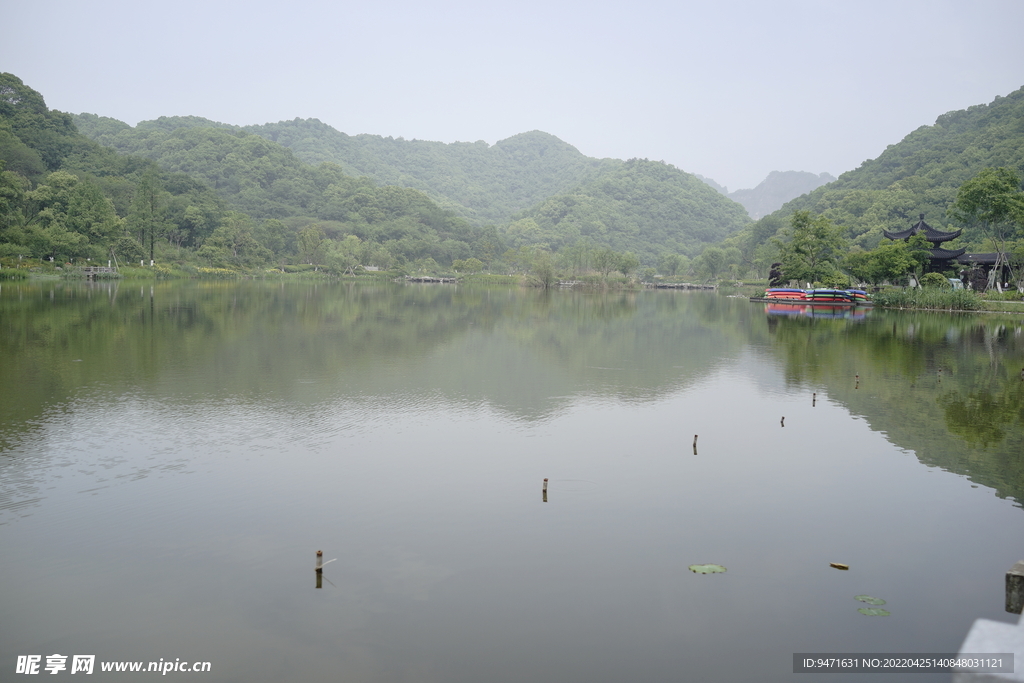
[871, 287, 981, 310]
[617, 251, 640, 277]
[950, 167, 1024, 230]
[950, 167, 1024, 263]
[509, 159, 751, 264]
[776, 211, 847, 284]
[530, 250, 557, 288]
[71, 113, 491, 267]
[0, 73, 81, 174]
[696, 246, 726, 280]
[845, 240, 916, 285]
[453, 257, 484, 273]
[921, 272, 951, 288]
[196, 212, 272, 268]
[816, 271, 851, 288]
[240, 122, 614, 226]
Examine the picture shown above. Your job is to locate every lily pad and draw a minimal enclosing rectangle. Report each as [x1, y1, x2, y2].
[854, 595, 886, 605]
[857, 607, 891, 616]
[689, 564, 727, 574]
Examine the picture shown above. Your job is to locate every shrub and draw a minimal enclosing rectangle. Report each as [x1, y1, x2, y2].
[921, 272, 950, 288]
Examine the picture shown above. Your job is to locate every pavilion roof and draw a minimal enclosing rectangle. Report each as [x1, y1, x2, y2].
[958, 253, 1007, 266]
[929, 247, 967, 259]
[883, 214, 963, 244]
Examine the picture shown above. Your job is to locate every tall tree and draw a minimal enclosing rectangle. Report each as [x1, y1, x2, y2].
[128, 170, 167, 262]
[949, 167, 1024, 291]
[776, 210, 848, 284]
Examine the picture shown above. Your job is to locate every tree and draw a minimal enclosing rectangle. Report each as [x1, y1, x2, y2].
[872, 242, 913, 285]
[325, 234, 362, 275]
[23, 170, 95, 260]
[775, 211, 847, 284]
[297, 224, 326, 265]
[699, 246, 726, 280]
[531, 249, 557, 288]
[658, 252, 683, 277]
[592, 246, 618, 277]
[127, 170, 168, 262]
[617, 251, 639, 278]
[950, 167, 1024, 291]
[66, 177, 120, 242]
[453, 257, 484, 274]
[196, 212, 272, 268]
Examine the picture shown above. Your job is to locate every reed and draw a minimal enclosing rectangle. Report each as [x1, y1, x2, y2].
[872, 288, 981, 311]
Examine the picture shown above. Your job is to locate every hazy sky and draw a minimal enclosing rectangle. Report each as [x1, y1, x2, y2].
[3, 0, 1022, 191]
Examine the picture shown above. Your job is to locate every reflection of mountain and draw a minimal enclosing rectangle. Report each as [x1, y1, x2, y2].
[4, 282, 1021, 509]
[0, 283, 750, 447]
[759, 311, 1024, 506]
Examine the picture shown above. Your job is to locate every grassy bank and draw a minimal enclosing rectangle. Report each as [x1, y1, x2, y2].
[871, 288, 982, 311]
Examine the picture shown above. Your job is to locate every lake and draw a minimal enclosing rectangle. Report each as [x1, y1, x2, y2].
[1, 280, 1022, 682]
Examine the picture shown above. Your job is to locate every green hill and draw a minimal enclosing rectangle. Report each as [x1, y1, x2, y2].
[506, 158, 752, 262]
[245, 121, 616, 226]
[72, 112, 754, 266]
[3, 75, 488, 269]
[77, 114, 616, 227]
[734, 86, 1024, 256]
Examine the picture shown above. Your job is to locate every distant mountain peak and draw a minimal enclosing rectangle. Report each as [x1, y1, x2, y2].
[728, 170, 836, 219]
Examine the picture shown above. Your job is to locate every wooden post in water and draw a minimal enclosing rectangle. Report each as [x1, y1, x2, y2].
[780, 416, 785, 427]
[812, 392, 816, 407]
[315, 550, 323, 589]
[1007, 560, 1024, 614]
[693, 435, 698, 455]
[542, 478, 548, 502]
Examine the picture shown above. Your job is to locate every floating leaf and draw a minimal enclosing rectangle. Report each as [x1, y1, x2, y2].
[689, 564, 727, 574]
[858, 607, 891, 616]
[854, 595, 886, 605]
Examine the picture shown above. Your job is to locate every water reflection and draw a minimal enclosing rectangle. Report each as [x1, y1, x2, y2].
[764, 302, 872, 320]
[1, 281, 1022, 683]
[761, 306, 1024, 505]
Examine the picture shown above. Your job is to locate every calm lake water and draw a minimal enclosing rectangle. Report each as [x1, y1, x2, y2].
[1, 281, 1022, 682]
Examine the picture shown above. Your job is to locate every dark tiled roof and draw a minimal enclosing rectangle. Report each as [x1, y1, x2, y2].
[883, 228, 916, 240]
[883, 214, 962, 244]
[929, 247, 967, 259]
[958, 253, 1007, 266]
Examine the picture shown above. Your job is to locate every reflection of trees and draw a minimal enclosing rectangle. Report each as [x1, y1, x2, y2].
[0, 284, 751, 446]
[940, 388, 1020, 449]
[7, 283, 1022, 506]
[764, 309, 1024, 506]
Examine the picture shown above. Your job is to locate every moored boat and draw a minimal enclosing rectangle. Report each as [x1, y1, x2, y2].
[762, 288, 807, 300]
[752, 288, 871, 306]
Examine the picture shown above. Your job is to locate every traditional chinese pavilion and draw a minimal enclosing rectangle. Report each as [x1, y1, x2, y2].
[882, 214, 966, 272]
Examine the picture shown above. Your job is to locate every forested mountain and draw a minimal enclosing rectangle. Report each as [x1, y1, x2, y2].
[1, 74, 231, 263]
[77, 114, 616, 226]
[72, 109, 754, 268]
[3, 75, 487, 269]
[504, 158, 751, 262]
[244, 122, 617, 226]
[727, 171, 835, 219]
[733, 86, 1024, 258]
